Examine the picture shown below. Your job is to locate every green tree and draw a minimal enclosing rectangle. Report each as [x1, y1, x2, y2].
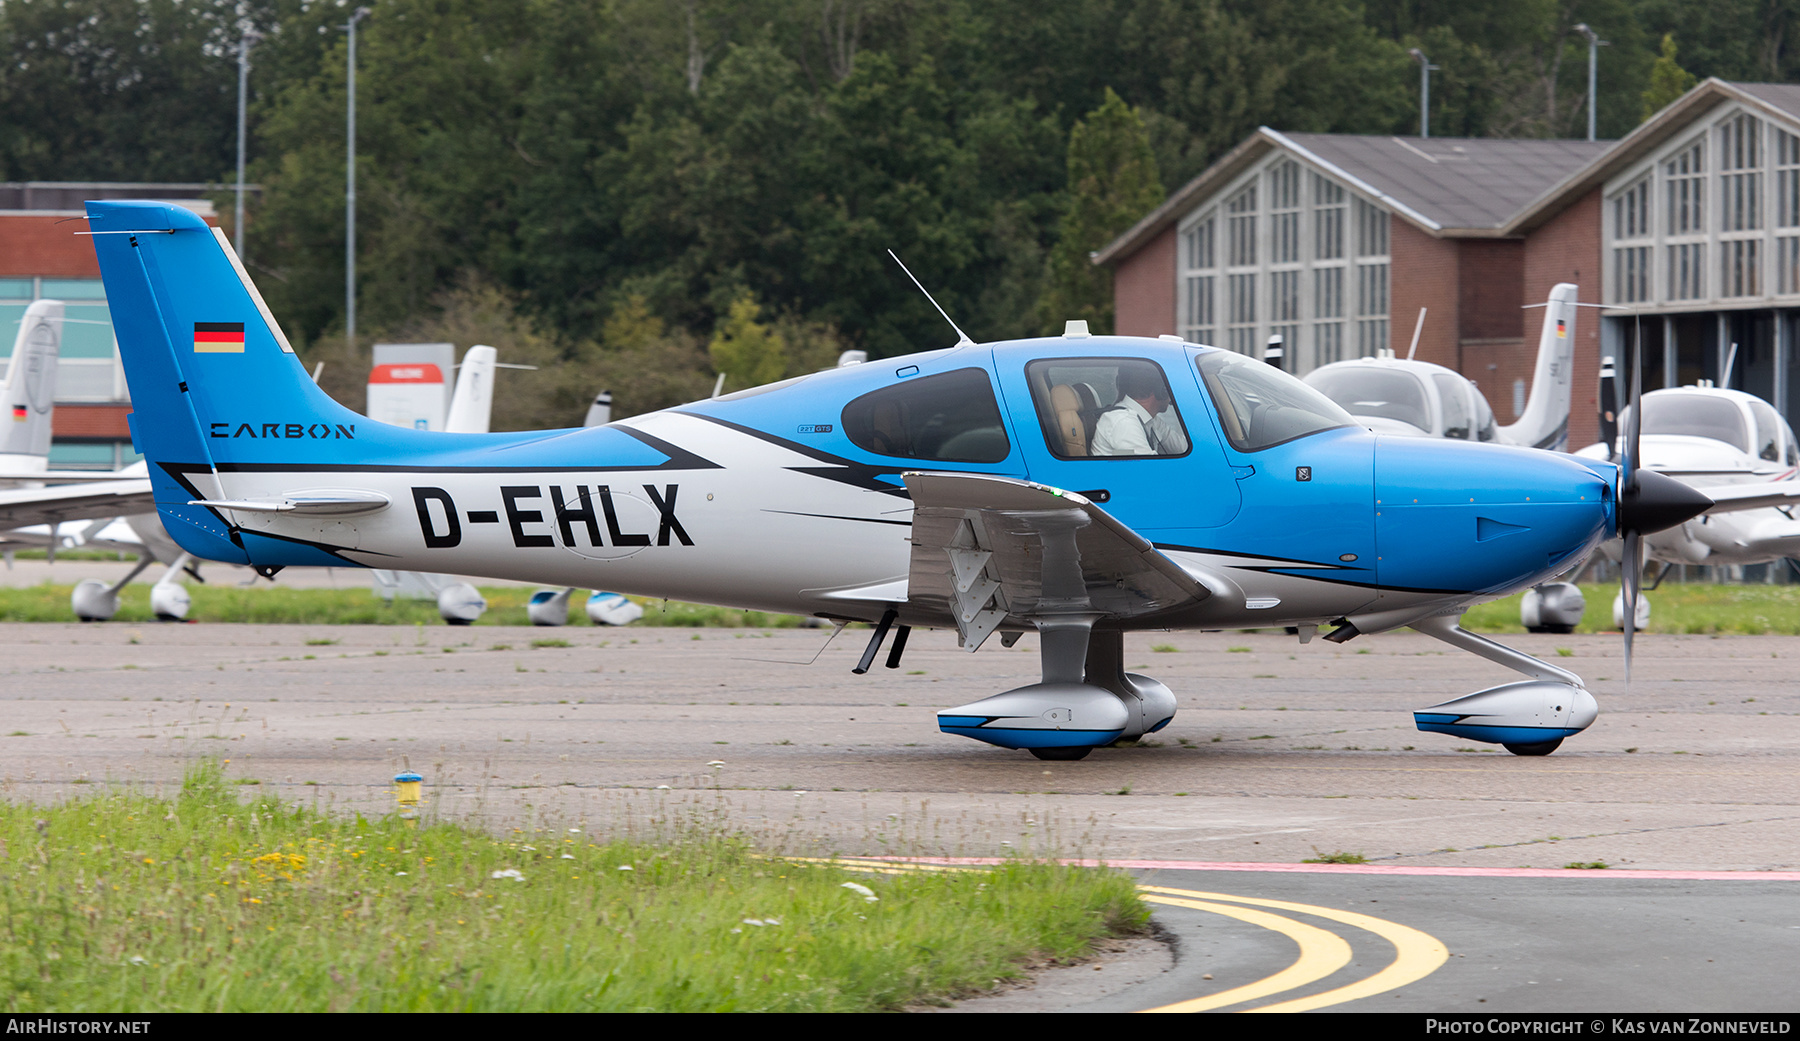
[1037, 89, 1164, 335]
[1642, 33, 1698, 121]
[708, 292, 788, 392]
[0, 0, 287, 181]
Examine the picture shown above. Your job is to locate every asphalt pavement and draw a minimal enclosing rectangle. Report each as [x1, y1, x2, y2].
[0, 615, 1796, 1012]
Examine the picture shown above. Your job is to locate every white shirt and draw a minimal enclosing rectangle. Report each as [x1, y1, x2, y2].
[1090, 397, 1187, 456]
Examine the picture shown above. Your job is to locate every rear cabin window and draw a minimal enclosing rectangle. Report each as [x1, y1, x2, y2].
[1025, 358, 1191, 459]
[840, 367, 1011, 463]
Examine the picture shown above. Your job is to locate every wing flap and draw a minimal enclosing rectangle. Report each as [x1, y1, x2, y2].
[903, 471, 1233, 650]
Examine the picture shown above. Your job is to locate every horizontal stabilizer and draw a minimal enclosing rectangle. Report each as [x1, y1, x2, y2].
[189, 490, 392, 516]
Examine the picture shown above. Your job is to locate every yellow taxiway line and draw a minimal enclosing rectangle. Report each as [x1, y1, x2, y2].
[1136, 885, 1450, 1012]
[807, 859, 1451, 1012]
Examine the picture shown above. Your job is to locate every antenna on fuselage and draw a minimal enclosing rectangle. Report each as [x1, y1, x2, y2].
[1406, 306, 1427, 361]
[887, 250, 975, 348]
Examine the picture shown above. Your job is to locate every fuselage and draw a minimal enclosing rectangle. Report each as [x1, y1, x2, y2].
[192, 337, 1617, 632]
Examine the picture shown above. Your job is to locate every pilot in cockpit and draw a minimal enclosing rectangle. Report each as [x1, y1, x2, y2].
[1090, 367, 1188, 456]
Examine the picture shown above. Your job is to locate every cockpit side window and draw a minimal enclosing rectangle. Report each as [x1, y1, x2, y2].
[1431, 373, 1474, 440]
[1749, 399, 1785, 463]
[1474, 392, 1497, 442]
[840, 367, 1011, 463]
[1025, 358, 1191, 459]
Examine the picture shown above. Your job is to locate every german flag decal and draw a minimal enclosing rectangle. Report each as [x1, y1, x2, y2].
[10, 405, 25, 422]
[194, 322, 246, 353]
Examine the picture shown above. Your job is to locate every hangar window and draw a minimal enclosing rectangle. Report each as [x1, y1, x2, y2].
[840, 367, 1010, 463]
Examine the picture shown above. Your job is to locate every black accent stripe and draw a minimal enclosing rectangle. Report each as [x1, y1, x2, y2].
[213, 460, 708, 474]
[614, 425, 724, 470]
[763, 509, 913, 527]
[1153, 541, 1359, 571]
[674, 411, 914, 496]
[1153, 540, 1472, 594]
[237, 526, 398, 565]
[1530, 417, 1570, 450]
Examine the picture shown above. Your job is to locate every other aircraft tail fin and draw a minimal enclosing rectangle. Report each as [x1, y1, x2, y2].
[0, 299, 64, 464]
[1499, 283, 1578, 451]
[444, 345, 496, 433]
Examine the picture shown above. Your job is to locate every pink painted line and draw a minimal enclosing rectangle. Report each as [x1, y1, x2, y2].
[841, 856, 1800, 881]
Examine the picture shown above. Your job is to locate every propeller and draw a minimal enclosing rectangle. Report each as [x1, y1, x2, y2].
[1597, 354, 1618, 449]
[1611, 334, 1712, 683]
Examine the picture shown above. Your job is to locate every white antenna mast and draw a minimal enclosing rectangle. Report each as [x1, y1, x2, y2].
[887, 250, 975, 347]
[1406, 306, 1427, 361]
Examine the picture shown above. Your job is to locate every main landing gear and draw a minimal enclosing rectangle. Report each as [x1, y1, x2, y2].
[936, 619, 1175, 759]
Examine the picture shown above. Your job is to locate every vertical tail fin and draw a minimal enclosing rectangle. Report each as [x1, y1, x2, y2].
[1499, 283, 1578, 451]
[0, 299, 64, 465]
[85, 200, 371, 563]
[444, 345, 496, 433]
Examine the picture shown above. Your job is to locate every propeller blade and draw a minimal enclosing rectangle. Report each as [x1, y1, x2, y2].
[1621, 529, 1640, 687]
[1622, 329, 1643, 493]
[1597, 354, 1618, 457]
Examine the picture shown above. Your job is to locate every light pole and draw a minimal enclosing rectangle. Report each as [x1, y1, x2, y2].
[1409, 48, 1439, 139]
[234, 29, 261, 260]
[1574, 23, 1609, 142]
[343, 7, 371, 352]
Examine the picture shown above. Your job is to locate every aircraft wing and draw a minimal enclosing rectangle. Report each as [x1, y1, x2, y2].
[1696, 481, 1800, 514]
[0, 479, 155, 529]
[0, 471, 146, 485]
[903, 471, 1238, 650]
[1730, 515, 1800, 558]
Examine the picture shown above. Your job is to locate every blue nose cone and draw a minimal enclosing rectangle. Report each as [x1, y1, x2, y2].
[1375, 439, 1611, 596]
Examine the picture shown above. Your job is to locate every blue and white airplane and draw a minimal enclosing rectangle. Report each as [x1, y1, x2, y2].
[84, 199, 1711, 759]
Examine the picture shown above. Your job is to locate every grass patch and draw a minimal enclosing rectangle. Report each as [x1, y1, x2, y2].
[0, 762, 1145, 1012]
[0, 584, 808, 628]
[1301, 849, 1368, 864]
[1462, 582, 1800, 635]
[1563, 861, 1610, 870]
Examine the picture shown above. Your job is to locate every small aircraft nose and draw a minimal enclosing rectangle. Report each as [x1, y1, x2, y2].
[1376, 439, 1613, 595]
[1616, 468, 1713, 536]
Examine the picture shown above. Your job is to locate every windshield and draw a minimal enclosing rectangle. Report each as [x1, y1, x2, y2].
[1631, 393, 1749, 453]
[1195, 350, 1355, 451]
[1305, 366, 1432, 432]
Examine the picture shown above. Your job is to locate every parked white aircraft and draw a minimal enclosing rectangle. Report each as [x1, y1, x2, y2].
[1303, 283, 1578, 451]
[1573, 369, 1800, 626]
[0, 300, 154, 542]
